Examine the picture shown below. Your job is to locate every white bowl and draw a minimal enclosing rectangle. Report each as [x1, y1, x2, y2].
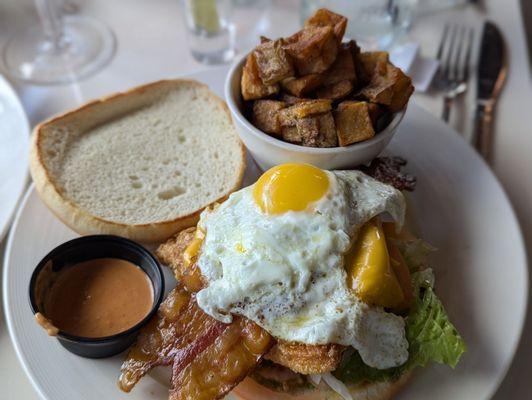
[224, 53, 407, 171]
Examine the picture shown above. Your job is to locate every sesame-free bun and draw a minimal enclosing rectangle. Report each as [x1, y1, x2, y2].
[29, 79, 245, 243]
[233, 373, 411, 400]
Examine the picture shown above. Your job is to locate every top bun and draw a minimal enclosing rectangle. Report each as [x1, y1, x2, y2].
[29, 79, 245, 243]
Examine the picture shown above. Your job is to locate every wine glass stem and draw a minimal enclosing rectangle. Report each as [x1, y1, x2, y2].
[34, 0, 64, 52]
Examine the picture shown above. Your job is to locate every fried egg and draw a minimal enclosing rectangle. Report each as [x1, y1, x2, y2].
[195, 163, 408, 369]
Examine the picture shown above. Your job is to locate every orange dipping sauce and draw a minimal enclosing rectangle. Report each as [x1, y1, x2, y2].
[43, 258, 153, 338]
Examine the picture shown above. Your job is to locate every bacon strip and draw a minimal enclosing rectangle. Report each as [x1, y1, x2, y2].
[170, 317, 272, 400]
[171, 321, 228, 373]
[119, 285, 272, 400]
[118, 286, 226, 392]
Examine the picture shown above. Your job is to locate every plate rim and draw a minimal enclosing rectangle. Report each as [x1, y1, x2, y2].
[406, 106, 529, 398]
[0, 74, 30, 242]
[3, 102, 528, 400]
[3, 185, 48, 400]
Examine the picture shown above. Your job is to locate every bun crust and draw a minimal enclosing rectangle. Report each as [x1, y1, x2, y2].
[29, 79, 245, 243]
[232, 373, 411, 400]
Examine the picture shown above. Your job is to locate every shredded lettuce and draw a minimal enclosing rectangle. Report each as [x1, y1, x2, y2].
[405, 270, 466, 369]
[411, 268, 435, 291]
[397, 238, 436, 272]
[334, 349, 403, 384]
[334, 268, 465, 384]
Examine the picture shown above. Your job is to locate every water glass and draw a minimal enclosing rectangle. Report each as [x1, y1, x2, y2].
[182, 0, 236, 65]
[232, 0, 271, 53]
[300, 0, 418, 50]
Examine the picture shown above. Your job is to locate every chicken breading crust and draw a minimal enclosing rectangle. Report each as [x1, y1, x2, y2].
[266, 340, 344, 374]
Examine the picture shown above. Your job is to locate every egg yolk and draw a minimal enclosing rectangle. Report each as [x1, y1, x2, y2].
[345, 218, 405, 309]
[253, 163, 329, 214]
[183, 228, 205, 266]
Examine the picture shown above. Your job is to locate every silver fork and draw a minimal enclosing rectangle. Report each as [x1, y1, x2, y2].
[433, 24, 474, 122]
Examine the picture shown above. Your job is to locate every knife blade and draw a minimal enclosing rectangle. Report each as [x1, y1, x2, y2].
[473, 21, 507, 161]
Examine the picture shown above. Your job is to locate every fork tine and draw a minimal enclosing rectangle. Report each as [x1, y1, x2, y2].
[435, 23, 471, 121]
[444, 24, 459, 81]
[436, 23, 450, 62]
[453, 26, 466, 81]
[462, 28, 474, 81]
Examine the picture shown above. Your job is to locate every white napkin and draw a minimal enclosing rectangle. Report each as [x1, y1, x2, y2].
[390, 43, 439, 92]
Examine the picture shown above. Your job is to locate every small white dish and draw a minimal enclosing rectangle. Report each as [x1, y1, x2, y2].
[225, 54, 406, 170]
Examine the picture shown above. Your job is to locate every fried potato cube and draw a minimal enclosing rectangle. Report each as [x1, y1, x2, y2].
[358, 52, 389, 75]
[281, 125, 302, 144]
[295, 117, 320, 147]
[280, 111, 337, 147]
[280, 117, 319, 146]
[253, 39, 294, 85]
[316, 112, 338, 147]
[278, 99, 332, 125]
[386, 64, 414, 112]
[281, 74, 322, 97]
[343, 39, 361, 59]
[360, 79, 394, 105]
[316, 80, 353, 100]
[361, 63, 414, 111]
[252, 100, 286, 135]
[304, 8, 347, 43]
[298, 115, 337, 147]
[284, 26, 338, 75]
[321, 45, 357, 86]
[367, 103, 383, 126]
[281, 93, 312, 106]
[356, 51, 389, 85]
[241, 53, 279, 100]
[334, 101, 376, 146]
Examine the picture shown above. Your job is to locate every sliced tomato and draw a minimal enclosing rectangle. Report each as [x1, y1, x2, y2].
[233, 377, 325, 400]
[382, 221, 416, 242]
[386, 239, 414, 311]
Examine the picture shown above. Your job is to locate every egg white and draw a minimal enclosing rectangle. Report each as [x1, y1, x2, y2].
[195, 170, 408, 369]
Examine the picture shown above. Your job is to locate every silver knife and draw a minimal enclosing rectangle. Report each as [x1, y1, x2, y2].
[473, 21, 507, 161]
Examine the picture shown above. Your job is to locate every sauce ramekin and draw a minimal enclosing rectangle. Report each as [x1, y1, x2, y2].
[29, 235, 164, 358]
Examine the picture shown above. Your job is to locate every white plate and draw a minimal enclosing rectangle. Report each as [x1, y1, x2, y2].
[0, 75, 30, 242]
[3, 67, 527, 400]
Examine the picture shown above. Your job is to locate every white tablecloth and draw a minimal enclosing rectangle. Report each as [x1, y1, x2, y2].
[1, 0, 531, 398]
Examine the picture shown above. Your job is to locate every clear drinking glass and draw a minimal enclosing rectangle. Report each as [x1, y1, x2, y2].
[232, 0, 271, 53]
[2, 0, 116, 85]
[300, 0, 418, 50]
[182, 0, 236, 65]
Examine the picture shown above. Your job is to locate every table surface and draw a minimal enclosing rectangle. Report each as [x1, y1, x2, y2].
[1, 0, 531, 399]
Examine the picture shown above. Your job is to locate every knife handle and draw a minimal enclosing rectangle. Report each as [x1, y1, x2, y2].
[473, 102, 495, 162]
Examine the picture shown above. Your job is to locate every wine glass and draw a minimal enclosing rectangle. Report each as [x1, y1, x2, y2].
[2, 0, 116, 85]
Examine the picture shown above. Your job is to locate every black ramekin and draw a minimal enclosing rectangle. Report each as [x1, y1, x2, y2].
[29, 235, 164, 358]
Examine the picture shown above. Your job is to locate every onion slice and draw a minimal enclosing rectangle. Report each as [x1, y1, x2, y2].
[321, 373, 353, 400]
[308, 374, 322, 387]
